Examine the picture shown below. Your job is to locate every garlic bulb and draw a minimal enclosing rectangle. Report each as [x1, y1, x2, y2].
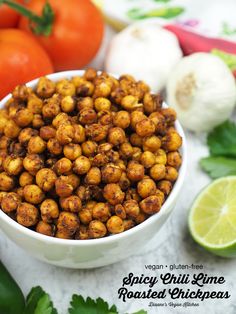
[105, 20, 182, 92]
[167, 53, 236, 132]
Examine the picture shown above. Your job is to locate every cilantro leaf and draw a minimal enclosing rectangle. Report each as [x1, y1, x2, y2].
[68, 294, 118, 314]
[200, 156, 236, 179]
[35, 294, 58, 314]
[130, 311, 148, 314]
[207, 121, 236, 157]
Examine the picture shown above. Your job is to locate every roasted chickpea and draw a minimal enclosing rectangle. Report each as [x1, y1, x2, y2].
[4, 120, 21, 138]
[36, 77, 55, 98]
[140, 151, 155, 169]
[150, 164, 166, 181]
[143, 135, 161, 153]
[27, 94, 43, 114]
[123, 219, 135, 231]
[131, 147, 142, 161]
[81, 141, 97, 157]
[123, 199, 140, 218]
[157, 180, 172, 196]
[167, 151, 182, 169]
[23, 184, 45, 204]
[73, 156, 91, 175]
[55, 176, 74, 197]
[118, 172, 130, 191]
[61, 96, 75, 113]
[107, 216, 124, 234]
[27, 136, 46, 154]
[121, 95, 141, 111]
[36, 221, 54, 236]
[79, 208, 92, 225]
[98, 110, 113, 125]
[127, 161, 144, 182]
[79, 108, 97, 125]
[93, 81, 111, 98]
[56, 79, 76, 96]
[3, 156, 23, 175]
[103, 183, 125, 205]
[155, 189, 165, 205]
[0, 172, 15, 191]
[85, 124, 108, 142]
[165, 166, 178, 181]
[162, 131, 182, 152]
[19, 172, 34, 187]
[52, 112, 70, 129]
[83, 68, 97, 81]
[143, 92, 162, 114]
[0, 136, 11, 151]
[1, 192, 21, 213]
[77, 81, 94, 96]
[13, 108, 33, 128]
[56, 124, 74, 145]
[92, 153, 109, 167]
[161, 108, 177, 125]
[85, 167, 101, 185]
[137, 178, 156, 199]
[135, 118, 155, 137]
[108, 127, 126, 146]
[42, 98, 61, 119]
[75, 185, 89, 201]
[101, 163, 122, 183]
[17, 202, 39, 227]
[18, 128, 38, 145]
[32, 114, 44, 129]
[73, 124, 86, 143]
[56, 212, 79, 238]
[40, 126, 56, 140]
[75, 225, 89, 240]
[114, 204, 126, 219]
[92, 202, 111, 222]
[55, 158, 72, 175]
[119, 142, 133, 159]
[149, 112, 166, 134]
[12, 84, 31, 101]
[130, 111, 146, 130]
[140, 195, 162, 215]
[47, 138, 63, 155]
[66, 174, 80, 190]
[88, 220, 107, 238]
[94, 97, 111, 111]
[60, 195, 82, 213]
[77, 97, 94, 111]
[23, 154, 44, 175]
[130, 133, 143, 147]
[113, 111, 130, 129]
[40, 199, 59, 223]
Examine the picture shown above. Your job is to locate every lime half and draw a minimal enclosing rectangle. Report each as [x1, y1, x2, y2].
[189, 176, 236, 257]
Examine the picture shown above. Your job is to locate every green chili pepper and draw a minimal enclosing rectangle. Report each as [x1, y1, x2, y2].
[0, 260, 25, 314]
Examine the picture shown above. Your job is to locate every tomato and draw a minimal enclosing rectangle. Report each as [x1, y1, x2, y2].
[0, 0, 24, 28]
[0, 29, 54, 100]
[18, 0, 104, 71]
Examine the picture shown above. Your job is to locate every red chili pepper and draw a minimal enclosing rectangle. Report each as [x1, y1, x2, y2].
[164, 24, 236, 55]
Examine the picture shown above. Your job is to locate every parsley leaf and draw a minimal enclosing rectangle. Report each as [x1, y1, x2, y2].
[200, 156, 236, 179]
[207, 121, 236, 157]
[68, 294, 118, 314]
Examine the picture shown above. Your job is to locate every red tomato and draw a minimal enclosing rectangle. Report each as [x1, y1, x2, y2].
[0, 0, 24, 28]
[0, 29, 54, 100]
[18, 0, 104, 71]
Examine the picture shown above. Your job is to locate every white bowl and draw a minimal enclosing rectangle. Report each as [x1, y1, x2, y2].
[0, 70, 187, 269]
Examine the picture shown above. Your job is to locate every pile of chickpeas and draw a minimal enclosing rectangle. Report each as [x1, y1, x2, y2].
[0, 69, 182, 239]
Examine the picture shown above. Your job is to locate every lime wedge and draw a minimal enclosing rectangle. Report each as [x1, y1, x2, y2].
[189, 176, 236, 257]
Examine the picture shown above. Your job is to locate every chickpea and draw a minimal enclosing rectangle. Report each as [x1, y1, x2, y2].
[36, 77, 55, 98]
[3, 156, 23, 175]
[23, 184, 45, 204]
[130, 133, 143, 147]
[77, 81, 94, 96]
[56, 212, 79, 238]
[61, 96, 75, 113]
[107, 216, 124, 234]
[130, 111, 146, 130]
[86, 200, 97, 211]
[140, 151, 155, 169]
[88, 220, 107, 238]
[4, 120, 21, 138]
[108, 127, 126, 146]
[119, 172, 130, 191]
[0, 115, 8, 134]
[79, 108, 97, 125]
[13, 108, 33, 128]
[71, 76, 86, 87]
[40, 199, 59, 223]
[62, 144, 81, 161]
[17, 202, 39, 227]
[127, 161, 144, 182]
[1, 192, 21, 213]
[85, 167, 101, 185]
[114, 204, 126, 219]
[19, 172, 34, 187]
[113, 111, 130, 129]
[42, 98, 61, 119]
[0, 172, 15, 191]
[27, 136, 46, 154]
[55, 176, 74, 197]
[36, 221, 54, 236]
[75, 185, 89, 201]
[52, 112, 70, 129]
[27, 94, 43, 114]
[149, 112, 166, 134]
[73, 124, 86, 143]
[66, 174, 80, 190]
[56, 124, 74, 145]
[135, 118, 155, 137]
[119, 142, 133, 159]
[60, 195, 82, 213]
[157, 180, 172, 196]
[103, 183, 125, 205]
[101, 163, 122, 183]
[167, 151, 182, 169]
[131, 147, 142, 161]
[18, 128, 38, 145]
[156, 189, 165, 205]
[83, 68, 97, 81]
[150, 164, 166, 181]
[92, 153, 109, 167]
[32, 114, 44, 129]
[161, 108, 177, 126]
[92, 202, 111, 222]
[79, 208, 92, 225]
[75, 225, 89, 240]
[12, 84, 32, 101]
[143, 135, 161, 153]
[107, 150, 120, 163]
[165, 166, 178, 182]
[143, 92, 162, 114]
[162, 131, 182, 152]
[56, 79, 76, 96]
[154, 149, 167, 165]
[73, 156, 91, 175]
[123, 200, 140, 218]
[121, 95, 141, 111]
[40, 126, 56, 140]
[94, 97, 111, 111]
[77, 97, 94, 111]
[0, 136, 11, 151]
[140, 195, 162, 215]
[85, 124, 108, 142]
[123, 219, 135, 231]
[93, 81, 111, 98]
[137, 178, 156, 199]
[55, 158, 72, 175]
[81, 141, 97, 157]
[47, 138, 63, 155]
[23, 154, 44, 175]
[98, 109, 113, 126]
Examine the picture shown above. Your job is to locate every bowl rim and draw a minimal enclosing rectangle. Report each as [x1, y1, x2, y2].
[0, 70, 187, 246]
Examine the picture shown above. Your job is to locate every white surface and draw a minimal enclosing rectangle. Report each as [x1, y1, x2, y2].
[1, 26, 236, 313]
